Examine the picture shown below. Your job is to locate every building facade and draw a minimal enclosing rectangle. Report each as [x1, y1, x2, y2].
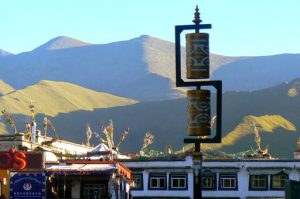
[124, 157, 300, 199]
[123, 156, 194, 199]
[46, 160, 132, 199]
[2, 134, 300, 199]
[0, 134, 133, 199]
[201, 160, 300, 199]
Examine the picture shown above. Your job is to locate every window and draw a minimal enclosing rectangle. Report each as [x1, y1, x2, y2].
[132, 173, 143, 190]
[81, 182, 106, 199]
[169, 173, 187, 190]
[56, 177, 72, 198]
[249, 175, 268, 190]
[148, 173, 167, 190]
[201, 172, 216, 190]
[219, 174, 237, 190]
[271, 173, 288, 190]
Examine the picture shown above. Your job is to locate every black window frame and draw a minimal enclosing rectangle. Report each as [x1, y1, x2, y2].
[201, 172, 217, 190]
[80, 181, 108, 199]
[148, 173, 167, 190]
[270, 172, 289, 190]
[219, 173, 238, 191]
[131, 173, 144, 190]
[249, 174, 268, 191]
[56, 176, 72, 198]
[169, 173, 188, 190]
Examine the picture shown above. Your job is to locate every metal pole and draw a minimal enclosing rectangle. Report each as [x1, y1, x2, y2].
[176, 5, 222, 199]
[79, 175, 82, 198]
[193, 142, 202, 199]
[199, 146, 202, 199]
[64, 173, 66, 199]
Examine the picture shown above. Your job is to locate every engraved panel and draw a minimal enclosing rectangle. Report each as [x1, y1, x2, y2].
[187, 90, 211, 136]
[186, 33, 209, 79]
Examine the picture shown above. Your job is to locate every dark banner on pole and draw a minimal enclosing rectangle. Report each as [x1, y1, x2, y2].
[9, 172, 46, 199]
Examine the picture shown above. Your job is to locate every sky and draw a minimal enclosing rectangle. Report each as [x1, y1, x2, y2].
[1, 0, 300, 56]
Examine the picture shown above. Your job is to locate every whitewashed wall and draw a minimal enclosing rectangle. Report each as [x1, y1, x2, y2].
[125, 156, 194, 198]
[202, 160, 300, 199]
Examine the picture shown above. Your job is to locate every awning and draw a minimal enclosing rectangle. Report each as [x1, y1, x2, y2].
[46, 164, 116, 175]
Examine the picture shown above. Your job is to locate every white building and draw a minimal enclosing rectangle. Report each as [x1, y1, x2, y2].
[123, 157, 300, 199]
[2, 133, 300, 199]
[123, 156, 194, 199]
[201, 159, 300, 199]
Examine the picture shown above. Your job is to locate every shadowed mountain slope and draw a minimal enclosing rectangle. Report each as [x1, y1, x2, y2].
[2, 36, 299, 100]
[0, 35, 244, 101]
[3, 78, 299, 158]
[0, 49, 13, 57]
[211, 53, 300, 91]
[143, 36, 244, 80]
[66, 79, 300, 158]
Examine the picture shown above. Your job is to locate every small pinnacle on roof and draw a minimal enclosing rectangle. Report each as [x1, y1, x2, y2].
[192, 5, 202, 26]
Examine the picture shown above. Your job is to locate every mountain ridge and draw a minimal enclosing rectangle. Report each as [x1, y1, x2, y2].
[0, 35, 247, 101]
[211, 53, 300, 91]
[0, 49, 13, 56]
[33, 36, 92, 51]
[0, 80, 137, 117]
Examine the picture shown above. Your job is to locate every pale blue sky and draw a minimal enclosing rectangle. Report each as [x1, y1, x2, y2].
[1, 0, 299, 56]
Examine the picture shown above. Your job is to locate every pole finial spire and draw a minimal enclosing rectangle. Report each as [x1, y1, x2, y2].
[193, 5, 202, 26]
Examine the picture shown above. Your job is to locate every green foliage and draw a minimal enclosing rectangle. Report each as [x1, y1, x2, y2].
[148, 149, 165, 157]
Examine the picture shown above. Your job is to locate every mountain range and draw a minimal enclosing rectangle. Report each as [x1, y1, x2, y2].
[0, 35, 245, 101]
[0, 78, 299, 158]
[1, 35, 300, 100]
[211, 53, 300, 91]
[1, 35, 300, 158]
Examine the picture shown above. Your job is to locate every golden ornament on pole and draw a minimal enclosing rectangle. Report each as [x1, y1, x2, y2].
[186, 33, 209, 79]
[187, 89, 211, 136]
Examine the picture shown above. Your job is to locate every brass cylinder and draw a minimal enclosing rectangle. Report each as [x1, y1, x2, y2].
[186, 33, 209, 79]
[187, 89, 211, 136]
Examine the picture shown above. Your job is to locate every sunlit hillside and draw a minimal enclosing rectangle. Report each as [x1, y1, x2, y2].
[180, 115, 296, 155]
[0, 80, 15, 95]
[208, 115, 296, 150]
[2, 77, 300, 158]
[0, 80, 137, 117]
[0, 123, 8, 135]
